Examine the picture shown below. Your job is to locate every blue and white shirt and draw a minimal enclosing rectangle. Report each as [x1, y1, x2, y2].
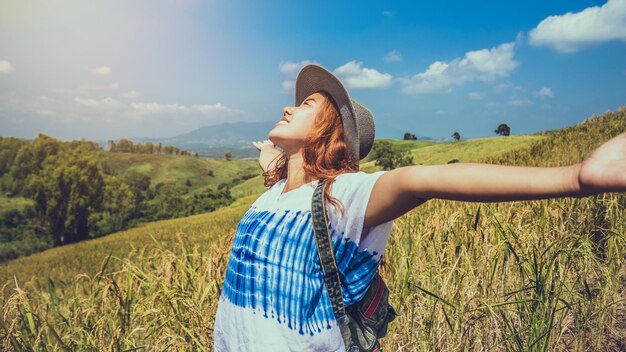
[214, 171, 394, 351]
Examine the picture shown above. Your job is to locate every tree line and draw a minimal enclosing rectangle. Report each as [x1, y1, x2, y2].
[0, 134, 237, 262]
[107, 139, 196, 156]
[403, 123, 512, 142]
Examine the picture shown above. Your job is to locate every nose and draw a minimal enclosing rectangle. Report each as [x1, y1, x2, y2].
[282, 106, 294, 116]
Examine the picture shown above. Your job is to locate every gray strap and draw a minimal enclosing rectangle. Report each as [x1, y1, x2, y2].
[311, 180, 346, 319]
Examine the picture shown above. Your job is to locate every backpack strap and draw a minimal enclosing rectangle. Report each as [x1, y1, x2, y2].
[311, 179, 347, 319]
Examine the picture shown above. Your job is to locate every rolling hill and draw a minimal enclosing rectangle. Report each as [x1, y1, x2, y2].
[99, 152, 260, 197]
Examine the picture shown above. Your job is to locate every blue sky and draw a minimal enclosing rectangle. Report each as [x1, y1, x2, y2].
[0, 0, 625, 141]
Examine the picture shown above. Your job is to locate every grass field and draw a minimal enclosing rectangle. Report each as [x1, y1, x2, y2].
[0, 108, 624, 350]
[360, 135, 545, 173]
[100, 152, 260, 197]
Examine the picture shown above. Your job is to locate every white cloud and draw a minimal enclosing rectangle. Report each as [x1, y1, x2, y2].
[13, 91, 245, 138]
[279, 59, 391, 91]
[129, 102, 234, 114]
[400, 42, 518, 94]
[384, 50, 403, 63]
[91, 66, 112, 75]
[278, 60, 319, 93]
[190, 103, 231, 112]
[460, 43, 518, 80]
[534, 87, 554, 98]
[129, 102, 184, 112]
[279, 60, 318, 76]
[74, 97, 125, 109]
[0, 60, 14, 74]
[333, 61, 392, 89]
[529, 0, 626, 53]
[468, 92, 484, 100]
[121, 90, 141, 99]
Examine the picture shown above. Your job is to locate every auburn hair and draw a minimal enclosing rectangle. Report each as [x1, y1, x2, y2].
[263, 91, 358, 214]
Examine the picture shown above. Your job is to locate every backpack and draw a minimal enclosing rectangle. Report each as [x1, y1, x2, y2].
[311, 180, 397, 352]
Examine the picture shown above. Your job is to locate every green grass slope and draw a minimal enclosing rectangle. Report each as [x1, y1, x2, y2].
[100, 152, 259, 196]
[360, 135, 544, 173]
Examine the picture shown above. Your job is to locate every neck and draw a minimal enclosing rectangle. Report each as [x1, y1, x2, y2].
[283, 152, 315, 194]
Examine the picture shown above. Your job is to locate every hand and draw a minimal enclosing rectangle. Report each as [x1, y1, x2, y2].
[253, 140, 282, 173]
[252, 140, 275, 152]
[578, 132, 626, 195]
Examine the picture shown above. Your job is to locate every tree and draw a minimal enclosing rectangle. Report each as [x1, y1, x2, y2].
[452, 132, 461, 141]
[27, 147, 105, 245]
[116, 139, 135, 152]
[8, 134, 62, 195]
[371, 140, 413, 171]
[151, 183, 185, 219]
[495, 123, 511, 136]
[403, 133, 417, 141]
[144, 141, 154, 154]
[100, 175, 134, 232]
[0, 137, 28, 176]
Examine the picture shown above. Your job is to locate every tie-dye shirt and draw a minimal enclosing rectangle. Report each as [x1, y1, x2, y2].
[213, 171, 394, 352]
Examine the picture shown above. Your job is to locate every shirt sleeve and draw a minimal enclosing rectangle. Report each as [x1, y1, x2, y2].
[327, 171, 394, 260]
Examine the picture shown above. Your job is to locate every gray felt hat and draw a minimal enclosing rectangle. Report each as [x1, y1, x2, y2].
[295, 64, 375, 162]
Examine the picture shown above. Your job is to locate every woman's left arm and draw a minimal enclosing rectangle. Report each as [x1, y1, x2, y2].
[364, 132, 626, 228]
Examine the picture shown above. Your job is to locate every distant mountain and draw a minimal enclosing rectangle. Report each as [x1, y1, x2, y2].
[131, 121, 277, 158]
[123, 121, 438, 158]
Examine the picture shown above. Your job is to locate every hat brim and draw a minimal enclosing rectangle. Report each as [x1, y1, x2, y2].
[295, 65, 359, 162]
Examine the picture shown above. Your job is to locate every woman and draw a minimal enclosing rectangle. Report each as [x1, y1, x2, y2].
[214, 64, 626, 351]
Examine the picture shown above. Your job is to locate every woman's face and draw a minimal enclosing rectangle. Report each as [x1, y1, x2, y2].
[269, 92, 326, 154]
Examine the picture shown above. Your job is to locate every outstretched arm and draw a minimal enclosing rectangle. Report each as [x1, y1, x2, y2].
[364, 132, 626, 228]
[252, 140, 283, 173]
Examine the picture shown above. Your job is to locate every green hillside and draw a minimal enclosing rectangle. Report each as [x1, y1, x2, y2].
[360, 135, 544, 172]
[0, 147, 261, 262]
[0, 108, 624, 350]
[100, 152, 259, 197]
